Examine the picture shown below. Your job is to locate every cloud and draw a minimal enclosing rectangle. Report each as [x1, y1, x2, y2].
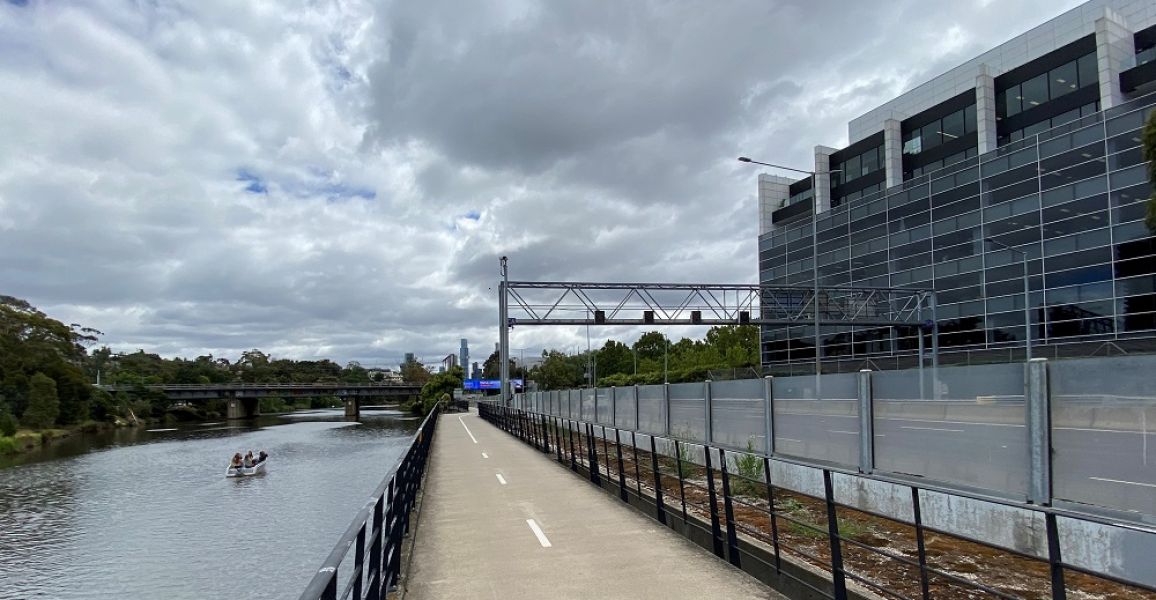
[0, 0, 1084, 366]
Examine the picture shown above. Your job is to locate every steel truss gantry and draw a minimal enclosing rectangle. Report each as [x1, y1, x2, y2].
[495, 266, 939, 403]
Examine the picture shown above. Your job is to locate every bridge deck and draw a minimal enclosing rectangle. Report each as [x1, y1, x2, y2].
[403, 410, 781, 600]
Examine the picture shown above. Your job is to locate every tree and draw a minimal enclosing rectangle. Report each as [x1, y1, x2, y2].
[529, 350, 584, 390]
[400, 359, 431, 385]
[1143, 109, 1156, 233]
[23, 372, 59, 429]
[595, 340, 634, 378]
[632, 331, 668, 363]
[418, 366, 464, 415]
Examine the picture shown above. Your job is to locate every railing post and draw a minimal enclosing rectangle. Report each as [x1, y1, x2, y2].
[703, 446, 724, 558]
[718, 448, 741, 568]
[674, 440, 688, 522]
[567, 419, 577, 471]
[858, 369, 874, 474]
[1027, 358, 1052, 505]
[704, 379, 713, 445]
[601, 425, 612, 480]
[615, 429, 628, 502]
[1046, 512, 1068, 600]
[352, 525, 366, 600]
[764, 375, 775, 456]
[631, 431, 642, 496]
[911, 487, 931, 600]
[823, 469, 849, 600]
[763, 457, 782, 573]
[649, 436, 667, 525]
[587, 423, 601, 485]
[554, 417, 563, 463]
[367, 495, 384, 599]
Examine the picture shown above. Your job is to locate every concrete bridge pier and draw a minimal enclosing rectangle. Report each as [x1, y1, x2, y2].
[344, 397, 359, 418]
[226, 397, 260, 420]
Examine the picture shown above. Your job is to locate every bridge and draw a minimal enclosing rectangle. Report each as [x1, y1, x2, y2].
[97, 382, 421, 419]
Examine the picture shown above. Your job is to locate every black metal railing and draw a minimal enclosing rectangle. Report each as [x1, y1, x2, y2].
[298, 405, 440, 600]
[479, 403, 1156, 600]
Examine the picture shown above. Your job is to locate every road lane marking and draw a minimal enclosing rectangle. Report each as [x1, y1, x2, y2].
[496, 473, 507, 485]
[900, 426, 965, 433]
[778, 438, 803, 443]
[1055, 426, 1153, 434]
[482, 452, 489, 459]
[526, 519, 552, 547]
[459, 416, 478, 444]
[1089, 477, 1156, 489]
[828, 430, 858, 435]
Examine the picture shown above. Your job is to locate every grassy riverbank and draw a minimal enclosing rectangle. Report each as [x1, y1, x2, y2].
[0, 421, 117, 456]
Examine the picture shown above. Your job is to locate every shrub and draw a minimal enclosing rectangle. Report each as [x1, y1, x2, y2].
[0, 405, 16, 437]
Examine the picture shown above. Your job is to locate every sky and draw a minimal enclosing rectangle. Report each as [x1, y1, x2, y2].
[0, 0, 1085, 369]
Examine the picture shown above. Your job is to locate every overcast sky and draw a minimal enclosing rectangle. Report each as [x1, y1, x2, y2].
[0, 0, 1083, 368]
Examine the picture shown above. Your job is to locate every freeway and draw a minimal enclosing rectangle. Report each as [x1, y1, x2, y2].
[764, 408, 1155, 517]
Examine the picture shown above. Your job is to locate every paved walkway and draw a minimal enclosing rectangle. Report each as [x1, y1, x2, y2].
[403, 410, 782, 600]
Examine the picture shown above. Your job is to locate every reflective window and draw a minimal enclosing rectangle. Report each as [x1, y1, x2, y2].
[1049, 61, 1078, 98]
[1077, 53, 1097, 89]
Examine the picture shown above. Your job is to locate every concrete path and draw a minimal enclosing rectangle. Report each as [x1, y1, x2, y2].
[403, 410, 782, 600]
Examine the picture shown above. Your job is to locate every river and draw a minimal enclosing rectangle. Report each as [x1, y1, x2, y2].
[0, 408, 421, 600]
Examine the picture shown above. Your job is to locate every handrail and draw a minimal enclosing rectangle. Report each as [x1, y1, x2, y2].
[484, 404, 1156, 599]
[297, 404, 441, 600]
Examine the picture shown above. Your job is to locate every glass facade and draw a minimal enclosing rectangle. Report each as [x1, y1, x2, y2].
[758, 94, 1156, 368]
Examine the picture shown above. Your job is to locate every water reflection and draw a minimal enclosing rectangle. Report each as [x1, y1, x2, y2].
[0, 409, 418, 600]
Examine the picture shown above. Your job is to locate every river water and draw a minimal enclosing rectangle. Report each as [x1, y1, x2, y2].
[0, 408, 420, 600]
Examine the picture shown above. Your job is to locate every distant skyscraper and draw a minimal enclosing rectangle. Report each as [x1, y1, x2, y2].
[459, 339, 469, 374]
[403, 352, 415, 366]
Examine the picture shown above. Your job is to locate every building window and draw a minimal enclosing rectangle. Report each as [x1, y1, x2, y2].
[997, 51, 1098, 120]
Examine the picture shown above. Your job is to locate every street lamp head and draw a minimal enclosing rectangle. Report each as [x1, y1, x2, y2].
[737, 156, 753, 163]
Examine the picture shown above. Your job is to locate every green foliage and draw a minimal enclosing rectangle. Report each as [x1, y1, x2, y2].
[528, 350, 585, 390]
[0, 403, 16, 437]
[23, 372, 60, 429]
[1143, 109, 1156, 233]
[0, 436, 18, 455]
[417, 365, 464, 415]
[400, 359, 431, 385]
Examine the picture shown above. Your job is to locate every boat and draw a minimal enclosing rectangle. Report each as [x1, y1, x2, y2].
[225, 458, 267, 477]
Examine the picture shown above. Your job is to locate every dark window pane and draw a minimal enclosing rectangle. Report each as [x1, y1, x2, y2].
[1020, 73, 1049, 109]
[1117, 256, 1156, 278]
[1050, 60, 1079, 98]
[1116, 237, 1156, 261]
[1039, 159, 1105, 190]
[1041, 194, 1107, 223]
[921, 122, 942, 150]
[1077, 53, 1098, 88]
[1109, 146, 1143, 170]
[845, 154, 861, 180]
[1039, 143, 1104, 174]
[942, 110, 965, 140]
[1043, 211, 1108, 238]
[862, 147, 880, 175]
[964, 104, 977, 133]
[1004, 84, 1021, 117]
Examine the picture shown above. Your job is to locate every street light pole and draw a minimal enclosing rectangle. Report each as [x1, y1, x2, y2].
[986, 238, 1032, 360]
[738, 157, 836, 378]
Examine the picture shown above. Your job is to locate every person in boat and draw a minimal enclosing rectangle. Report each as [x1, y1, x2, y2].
[243, 451, 255, 467]
[257, 450, 267, 463]
[230, 453, 244, 470]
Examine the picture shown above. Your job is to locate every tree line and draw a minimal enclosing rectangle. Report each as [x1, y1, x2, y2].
[0, 295, 435, 433]
[513, 325, 760, 391]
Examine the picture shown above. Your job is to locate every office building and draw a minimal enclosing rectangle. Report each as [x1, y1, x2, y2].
[756, 0, 1156, 370]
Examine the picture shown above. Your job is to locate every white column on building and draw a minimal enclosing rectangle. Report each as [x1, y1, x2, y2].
[882, 119, 903, 189]
[1095, 8, 1135, 110]
[975, 63, 998, 155]
[757, 174, 792, 237]
[813, 145, 836, 213]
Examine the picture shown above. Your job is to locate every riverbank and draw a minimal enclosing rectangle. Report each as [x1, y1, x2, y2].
[0, 420, 120, 456]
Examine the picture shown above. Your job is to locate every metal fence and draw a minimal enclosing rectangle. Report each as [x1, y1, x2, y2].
[480, 402, 1156, 600]
[297, 405, 440, 600]
[516, 355, 1156, 521]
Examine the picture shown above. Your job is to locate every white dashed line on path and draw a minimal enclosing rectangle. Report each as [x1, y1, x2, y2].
[526, 519, 552, 547]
